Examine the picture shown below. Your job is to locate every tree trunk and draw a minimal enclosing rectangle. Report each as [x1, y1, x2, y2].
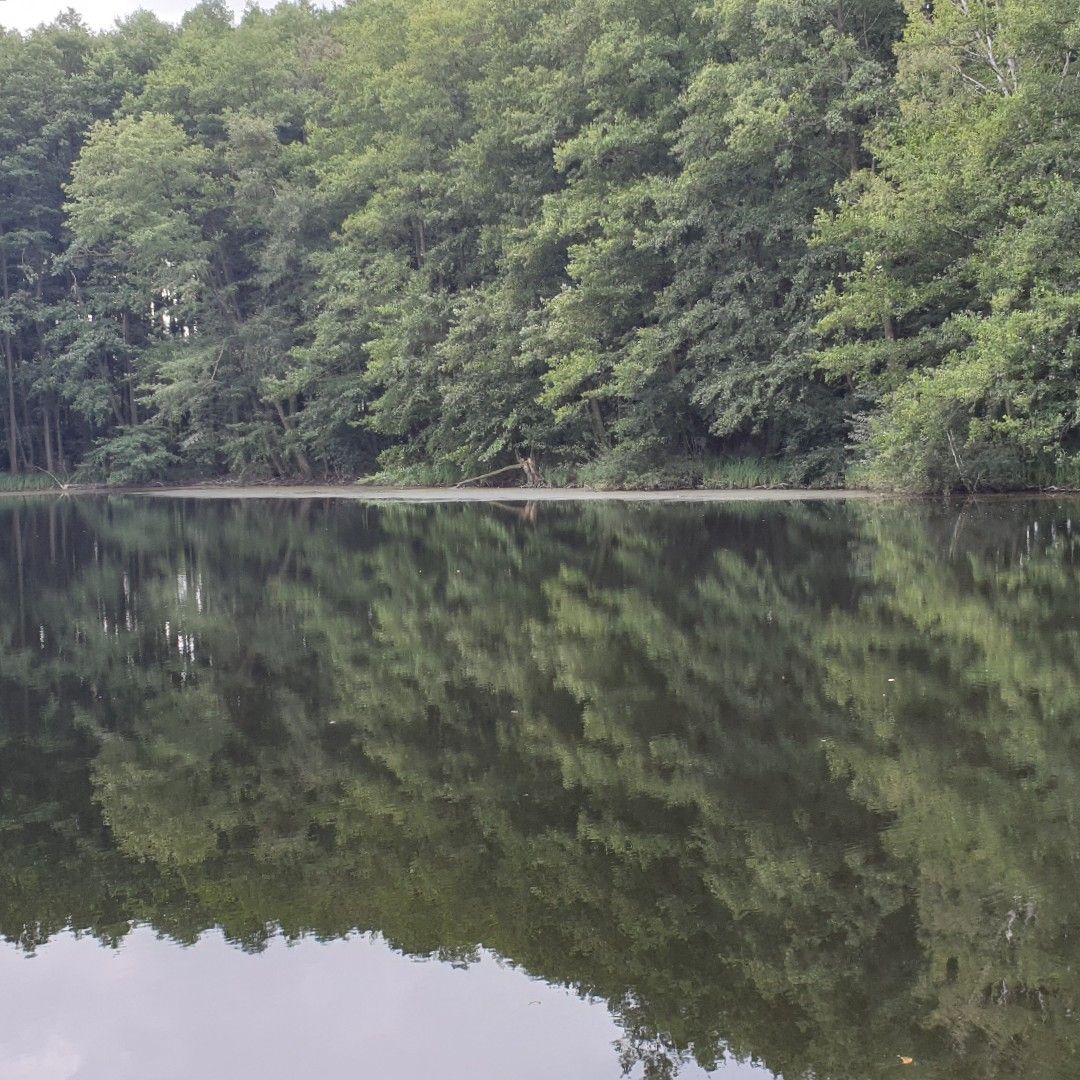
[17, 341, 33, 470]
[272, 399, 313, 479]
[42, 402, 55, 474]
[0, 236, 19, 474]
[589, 398, 611, 449]
[522, 456, 544, 487]
[122, 311, 138, 425]
[100, 359, 127, 427]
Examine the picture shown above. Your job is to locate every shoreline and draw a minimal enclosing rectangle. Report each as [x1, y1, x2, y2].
[126, 483, 881, 503]
[0, 482, 875, 503]
[1, 482, 1077, 502]
[129, 484, 882, 503]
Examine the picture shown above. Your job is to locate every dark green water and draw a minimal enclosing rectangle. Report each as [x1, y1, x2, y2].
[1, 495, 1079, 1079]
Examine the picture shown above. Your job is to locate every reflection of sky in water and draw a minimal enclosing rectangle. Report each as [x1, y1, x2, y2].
[0, 929, 768, 1079]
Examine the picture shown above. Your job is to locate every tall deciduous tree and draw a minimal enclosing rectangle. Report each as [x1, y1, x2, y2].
[815, 0, 1080, 491]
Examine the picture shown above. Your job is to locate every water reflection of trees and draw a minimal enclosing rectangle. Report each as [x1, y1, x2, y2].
[1, 496, 1079, 1078]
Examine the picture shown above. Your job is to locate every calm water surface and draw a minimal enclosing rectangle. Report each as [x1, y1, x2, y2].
[1, 495, 1078, 1079]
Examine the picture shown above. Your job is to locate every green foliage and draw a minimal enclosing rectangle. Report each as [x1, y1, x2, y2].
[0, 0, 1075, 490]
[0, 473, 58, 491]
[699, 455, 792, 489]
[78, 425, 178, 485]
[574, 448, 704, 490]
[815, 0, 1080, 492]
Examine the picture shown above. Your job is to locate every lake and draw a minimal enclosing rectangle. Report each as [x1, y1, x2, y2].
[0, 494, 1078, 1079]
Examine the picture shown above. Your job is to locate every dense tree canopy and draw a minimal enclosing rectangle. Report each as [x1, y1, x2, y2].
[0, 0, 1077, 490]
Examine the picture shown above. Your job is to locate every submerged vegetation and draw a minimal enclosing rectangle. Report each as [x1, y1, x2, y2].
[0, 0, 1078, 491]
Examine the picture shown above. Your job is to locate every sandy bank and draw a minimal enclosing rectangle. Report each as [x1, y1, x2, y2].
[125, 484, 880, 503]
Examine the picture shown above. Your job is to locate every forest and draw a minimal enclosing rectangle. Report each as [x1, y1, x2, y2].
[0, 0, 1077, 492]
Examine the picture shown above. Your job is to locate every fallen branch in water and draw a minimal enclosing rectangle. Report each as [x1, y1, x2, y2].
[32, 465, 73, 494]
[454, 457, 545, 488]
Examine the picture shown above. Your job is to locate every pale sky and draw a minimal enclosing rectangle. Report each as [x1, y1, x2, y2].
[1, 0, 248, 32]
